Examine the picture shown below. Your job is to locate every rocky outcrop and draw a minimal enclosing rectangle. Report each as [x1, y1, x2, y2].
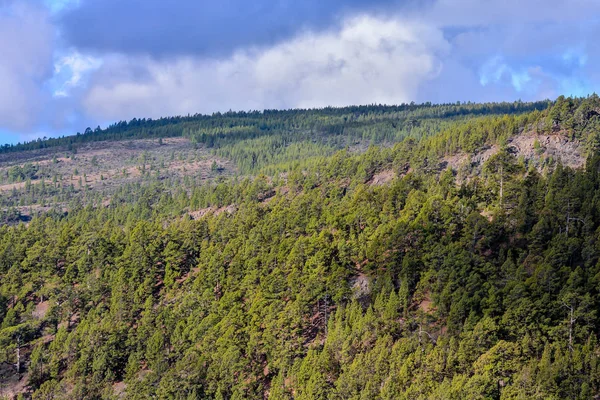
[442, 132, 585, 175]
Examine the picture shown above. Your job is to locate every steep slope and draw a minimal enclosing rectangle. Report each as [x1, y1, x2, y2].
[2, 96, 600, 399]
[442, 131, 585, 182]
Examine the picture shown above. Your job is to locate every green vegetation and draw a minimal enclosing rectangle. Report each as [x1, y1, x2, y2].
[7, 163, 39, 183]
[1, 100, 549, 154]
[1, 96, 600, 399]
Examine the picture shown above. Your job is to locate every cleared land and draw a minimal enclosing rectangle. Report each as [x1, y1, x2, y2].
[0, 137, 235, 217]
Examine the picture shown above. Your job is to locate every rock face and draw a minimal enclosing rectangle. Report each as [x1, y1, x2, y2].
[368, 169, 396, 186]
[351, 273, 371, 299]
[507, 133, 585, 169]
[442, 132, 585, 176]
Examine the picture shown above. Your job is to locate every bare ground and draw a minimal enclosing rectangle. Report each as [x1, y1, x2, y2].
[442, 132, 585, 174]
[368, 169, 396, 186]
[0, 138, 237, 221]
[0, 137, 235, 191]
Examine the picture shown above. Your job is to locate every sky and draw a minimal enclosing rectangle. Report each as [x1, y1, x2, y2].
[0, 0, 599, 144]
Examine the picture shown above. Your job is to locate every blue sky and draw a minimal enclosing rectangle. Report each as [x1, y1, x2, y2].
[0, 0, 599, 145]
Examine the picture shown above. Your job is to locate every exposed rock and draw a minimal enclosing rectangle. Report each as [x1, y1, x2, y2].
[188, 204, 237, 220]
[442, 132, 585, 177]
[351, 273, 371, 299]
[113, 381, 127, 399]
[32, 300, 50, 319]
[368, 169, 396, 186]
[507, 132, 584, 169]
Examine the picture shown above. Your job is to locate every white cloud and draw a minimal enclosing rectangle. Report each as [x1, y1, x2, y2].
[478, 56, 533, 93]
[4, 0, 600, 140]
[0, 1, 55, 131]
[52, 52, 102, 97]
[82, 16, 449, 121]
[79, 3, 600, 124]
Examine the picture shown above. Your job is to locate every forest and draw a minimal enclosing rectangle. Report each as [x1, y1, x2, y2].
[1, 95, 600, 399]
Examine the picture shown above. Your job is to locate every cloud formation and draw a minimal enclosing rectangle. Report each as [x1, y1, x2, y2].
[0, 1, 54, 131]
[51, 52, 102, 98]
[58, 0, 407, 58]
[0, 0, 600, 143]
[83, 16, 448, 121]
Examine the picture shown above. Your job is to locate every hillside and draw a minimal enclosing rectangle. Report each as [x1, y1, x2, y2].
[0, 137, 235, 223]
[0, 101, 556, 221]
[1, 95, 600, 399]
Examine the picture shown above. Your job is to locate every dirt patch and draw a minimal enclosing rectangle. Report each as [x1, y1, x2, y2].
[417, 292, 435, 314]
[215, 204, 236, 215]
[418, 299, 433, 313]
[441, 153, 470, 171]
[0, 182, 26, 192]
[32, 301, 50, 319]
[440, 146, 500, 174]
[368, 169, 396, 185]
[39, 333, 55, 345]
[113, 381, 127, 398]
[0, 362, 28, 399]
[480, 210, 494, 222]
[189, 207, 215, 220]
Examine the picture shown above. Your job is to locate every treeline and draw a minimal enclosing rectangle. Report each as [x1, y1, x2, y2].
[3, 95, 600, 210]
[0, 100, 550, 154]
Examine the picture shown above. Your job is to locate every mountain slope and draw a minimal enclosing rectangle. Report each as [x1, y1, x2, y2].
[1, 96, 600, 399]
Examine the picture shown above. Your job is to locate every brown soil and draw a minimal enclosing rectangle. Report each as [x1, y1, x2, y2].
[32, 301, 50, 319]
[0, 138, 237, 217]
[418, 299, 433, 313]
[0, 362, 28, 399]
[113, 381, 127, 398]
[417, 292, 435, 314]
[368, 169, 396, 185]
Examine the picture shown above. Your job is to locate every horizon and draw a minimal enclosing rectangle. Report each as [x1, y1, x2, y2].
[0, 97, 559, 148]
